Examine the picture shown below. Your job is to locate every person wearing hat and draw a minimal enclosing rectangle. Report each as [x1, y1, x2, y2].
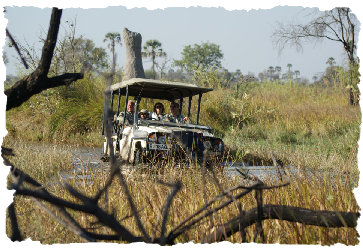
[140, 109, 150, 120]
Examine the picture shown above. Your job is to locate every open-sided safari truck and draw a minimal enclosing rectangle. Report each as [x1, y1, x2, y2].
[101, 78, 224, 165]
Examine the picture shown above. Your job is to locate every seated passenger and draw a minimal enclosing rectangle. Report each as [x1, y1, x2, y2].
[140, 109, 150, 120]
[116, 100, 135, 126]
[150, 102, 166, 121]
[165, 102, 191, 124]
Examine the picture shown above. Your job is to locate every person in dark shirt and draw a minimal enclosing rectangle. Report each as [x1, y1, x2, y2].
[165, 102, 191, 124]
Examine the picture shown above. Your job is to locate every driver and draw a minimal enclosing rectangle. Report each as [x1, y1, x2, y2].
[165, 102, 191, 124]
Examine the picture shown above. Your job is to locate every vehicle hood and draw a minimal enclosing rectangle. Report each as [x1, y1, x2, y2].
[136, 120, 215, 137]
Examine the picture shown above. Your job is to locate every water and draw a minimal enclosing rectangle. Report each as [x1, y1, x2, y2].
[56, 146, 357, 188]
[223, 161, 357, 188]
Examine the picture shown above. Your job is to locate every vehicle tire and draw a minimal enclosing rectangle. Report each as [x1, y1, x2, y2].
[134, 149, 143, 166]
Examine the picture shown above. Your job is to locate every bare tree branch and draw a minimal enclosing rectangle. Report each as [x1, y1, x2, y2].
[31, 198, 95, 242]
[159, 180, 182, 245]
[271, 8, 358, 64]
[167, 181, 263, 243]
[202, 204, 361, 243]
[6, 29, 29, 69]
[9, 165, 142, 243]
[7, 202, 23, 242]
[4, 8, 84, 111]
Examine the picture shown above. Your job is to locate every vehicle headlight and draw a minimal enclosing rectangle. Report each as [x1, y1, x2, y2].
[203, 140, 212, 149]
[158, 136, 166, 144]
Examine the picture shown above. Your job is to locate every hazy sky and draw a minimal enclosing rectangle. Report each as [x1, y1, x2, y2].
[1, 1, 362, 82]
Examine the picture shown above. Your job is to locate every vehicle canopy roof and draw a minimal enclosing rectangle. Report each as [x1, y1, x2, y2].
[107, 78, 213, 101]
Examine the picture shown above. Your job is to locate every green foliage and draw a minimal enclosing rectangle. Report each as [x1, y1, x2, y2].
[103, 32, 122, 72]
[103, 32, 122, 53]
[144, 69, 155, 79]
[5, 64, 360, 172]
[52, 36, 109, 75]
[142, 39, 166, 79]
[164, 68, 186, 82]
[48, 73, 104, 139]
[173, 41, 223, 74]
[192, 67, 222, 87]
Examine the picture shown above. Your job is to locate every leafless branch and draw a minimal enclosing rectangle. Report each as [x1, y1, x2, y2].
[32, 198, 95, 242]
[271, 7, 358, 64]
[202, 204, 361, 243]
[159, 180, 182, 245]
[167, 181, 263, 243]
[4, 8, 84, 111]
[7, 202, 23, 242]
[253, 187, 264, 242]
[6, 29, 29, 69]
[3, 12, 360, 244]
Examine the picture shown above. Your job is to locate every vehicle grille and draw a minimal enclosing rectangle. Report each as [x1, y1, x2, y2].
[171, 131, 205, 159]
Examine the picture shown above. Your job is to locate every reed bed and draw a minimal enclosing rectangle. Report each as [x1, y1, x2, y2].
[5, 76, 360, 173]
[4, 74, 360, 244]
[4, 139, 360, 244]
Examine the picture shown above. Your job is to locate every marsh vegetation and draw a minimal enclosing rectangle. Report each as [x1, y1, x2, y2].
[4, 68, 360, 244]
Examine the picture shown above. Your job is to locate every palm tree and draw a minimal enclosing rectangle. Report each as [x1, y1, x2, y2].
[258, 72, 264, 82]
[326, 57, 336, 75]
[294, 70, 300, 83]
[275, 66, 281, 79]
[281, 73, 286, 80]
[268, 66, 274, 80]
[287, 63, 293, 79]
[142, 39, 166, 79]
[235, 69, 242, 79]
[103, 32, 122, 67]
[312, 75, 318, 83]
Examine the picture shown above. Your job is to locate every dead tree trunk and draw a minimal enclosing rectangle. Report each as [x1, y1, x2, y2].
[202, 204, 360, 243]
[122, 28, 145, 80]
[4, 8, 83, 111]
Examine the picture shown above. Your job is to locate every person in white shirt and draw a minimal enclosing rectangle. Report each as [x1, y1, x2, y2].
[150, 102, 166, 121]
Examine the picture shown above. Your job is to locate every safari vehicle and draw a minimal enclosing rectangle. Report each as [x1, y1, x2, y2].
[101, 78, 224, 165]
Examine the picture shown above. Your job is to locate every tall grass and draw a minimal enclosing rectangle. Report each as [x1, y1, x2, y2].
[4, 71, 360, 244]
[195, 81, 360, 174]
[6, 152, 359, 244]
[6, 72, 105, 146]
[47, 76, 104, 144]
[5, 73, 361, 174]
[3, 138, 74, 183]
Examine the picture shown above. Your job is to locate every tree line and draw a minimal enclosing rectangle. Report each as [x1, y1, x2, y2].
[5, 7, 359, 103]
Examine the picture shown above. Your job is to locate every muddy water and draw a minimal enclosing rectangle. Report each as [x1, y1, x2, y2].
[63, 146, 357, 188]
[60, 146, 145, 181]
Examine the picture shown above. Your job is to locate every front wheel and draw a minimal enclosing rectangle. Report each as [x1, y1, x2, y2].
[134, 149, 143, 166]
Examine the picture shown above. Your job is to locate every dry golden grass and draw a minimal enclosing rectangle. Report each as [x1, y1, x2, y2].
[4, 77, 360, 244]
[4, 138, 360, 244]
